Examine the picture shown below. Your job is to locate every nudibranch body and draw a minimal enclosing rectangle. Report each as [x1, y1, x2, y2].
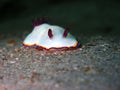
[23, 20, 79, 50]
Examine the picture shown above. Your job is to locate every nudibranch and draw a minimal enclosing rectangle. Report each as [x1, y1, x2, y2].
[23, 19, 80, 50]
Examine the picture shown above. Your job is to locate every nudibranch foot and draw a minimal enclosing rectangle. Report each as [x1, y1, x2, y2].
[22, 41, 80, 51]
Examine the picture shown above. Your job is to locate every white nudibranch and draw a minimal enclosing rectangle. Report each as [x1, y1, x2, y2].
[23, 19, 80, 50]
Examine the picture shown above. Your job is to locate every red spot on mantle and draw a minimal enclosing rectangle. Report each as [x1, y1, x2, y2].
[48, 29, 53, 39]
[63, 27, 70, 38]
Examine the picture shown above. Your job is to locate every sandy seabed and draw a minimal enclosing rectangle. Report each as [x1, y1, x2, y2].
[0, 33, 120, 90]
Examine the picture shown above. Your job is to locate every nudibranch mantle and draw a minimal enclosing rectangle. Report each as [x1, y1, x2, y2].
[23, 23, 79, 50]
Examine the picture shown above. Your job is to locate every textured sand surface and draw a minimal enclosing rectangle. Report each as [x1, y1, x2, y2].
[0, 33, 120, 90]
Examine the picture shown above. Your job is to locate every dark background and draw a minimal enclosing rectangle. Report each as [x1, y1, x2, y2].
[0, 0, 120, 36]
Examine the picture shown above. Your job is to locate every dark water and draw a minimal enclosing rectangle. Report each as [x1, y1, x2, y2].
[0, 0, 120, 36]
